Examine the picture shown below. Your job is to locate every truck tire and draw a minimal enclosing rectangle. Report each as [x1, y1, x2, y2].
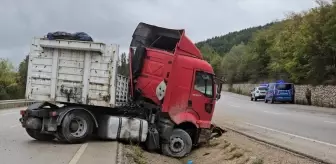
[55, 129, 66, 143]
[60, 110, 94, 144]
[161, 128, 192, 158]
[26, 129, 55, 141]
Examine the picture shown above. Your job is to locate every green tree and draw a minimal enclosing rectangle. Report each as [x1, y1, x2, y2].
[18, 55, 28, 87]
[197, 0, 336, 85]
[196, 22, 276, 55]
[0, 58, 18, 99]
[199, 44, 223, 76]
[0, 57, 28, 100]
[118, 52, 129, 76]
[220, 44, 252, 83]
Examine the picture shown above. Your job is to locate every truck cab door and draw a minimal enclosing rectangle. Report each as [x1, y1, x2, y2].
[188, 70, 215, 124]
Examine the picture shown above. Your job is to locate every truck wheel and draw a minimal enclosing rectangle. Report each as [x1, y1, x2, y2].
[55, 129, 66, 142]
[60, 110, 94, 144]
[26, 129, 55, 141]
[161, 128, 192, 158]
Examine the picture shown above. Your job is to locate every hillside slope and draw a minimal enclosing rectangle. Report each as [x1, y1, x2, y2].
[195, 22, 275, 55]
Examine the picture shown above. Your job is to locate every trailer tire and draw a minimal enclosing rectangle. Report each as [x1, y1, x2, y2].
[161, 128, 192, 158]
[60, 110, 94, 144]
[26, 129, 55, 141]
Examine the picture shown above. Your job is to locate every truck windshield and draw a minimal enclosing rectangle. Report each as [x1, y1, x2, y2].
[276, 84, 292, 90]
[194, 71, 213, 98]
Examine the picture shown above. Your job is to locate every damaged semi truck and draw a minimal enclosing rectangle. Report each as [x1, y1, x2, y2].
[19, 22, 225, 157]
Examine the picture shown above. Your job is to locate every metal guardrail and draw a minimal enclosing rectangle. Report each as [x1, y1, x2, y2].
[0, 99, 36, 110]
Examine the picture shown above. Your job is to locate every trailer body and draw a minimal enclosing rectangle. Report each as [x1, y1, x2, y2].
[26, 38, 128, 107]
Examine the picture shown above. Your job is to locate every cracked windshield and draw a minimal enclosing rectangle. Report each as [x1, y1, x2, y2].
[1, 0, 336, 164]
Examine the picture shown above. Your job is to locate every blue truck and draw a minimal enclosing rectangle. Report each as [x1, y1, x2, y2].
[264, 81, 295, 104]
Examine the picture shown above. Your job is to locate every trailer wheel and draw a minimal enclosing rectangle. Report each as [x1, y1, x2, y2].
[26, 129, 55, 141]
[60, 110, 94, 144]
[161, 128, 192, 158]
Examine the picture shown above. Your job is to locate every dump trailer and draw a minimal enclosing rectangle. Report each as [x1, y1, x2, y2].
[19, 22, 225, 158]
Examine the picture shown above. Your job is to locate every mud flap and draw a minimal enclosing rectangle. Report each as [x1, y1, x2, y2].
[210, 124, 226, 140]
[197, 124, 226, 145]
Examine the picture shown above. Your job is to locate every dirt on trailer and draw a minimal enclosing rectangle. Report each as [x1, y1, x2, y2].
[123, 130, 317, 164]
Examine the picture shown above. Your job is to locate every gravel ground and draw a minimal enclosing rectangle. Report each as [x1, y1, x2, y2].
[123, 130, 318, 164]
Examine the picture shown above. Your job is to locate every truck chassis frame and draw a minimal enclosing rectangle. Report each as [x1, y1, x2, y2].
[19, 100, 224, 158]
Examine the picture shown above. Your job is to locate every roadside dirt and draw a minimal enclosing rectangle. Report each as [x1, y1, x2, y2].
[123, 130, 318, 164]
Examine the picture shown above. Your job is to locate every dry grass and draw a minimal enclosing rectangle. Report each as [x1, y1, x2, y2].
[252, 158, 264, 164]
[124, 131, 314, 164]
[125, 144, 147, 164]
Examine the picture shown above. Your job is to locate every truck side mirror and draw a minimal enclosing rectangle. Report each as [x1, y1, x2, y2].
[214, 76, 224, 101]
[216, 94, 221, 100]
[216, 83, 223, 101]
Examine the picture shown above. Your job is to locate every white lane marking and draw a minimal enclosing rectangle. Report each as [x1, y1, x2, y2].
[228, 104, 240, 108]
[10, 124, 20, 128]
[0, 111, 18, 116]
[324, 121, 336, 124]
[263, 110, 286, 115]
[244, 122, 336, 148]
[68, 143, 88, 164]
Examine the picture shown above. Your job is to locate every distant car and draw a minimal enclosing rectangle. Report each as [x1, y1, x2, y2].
[250, 86, 268, 101]
[265, 82, 295, 104]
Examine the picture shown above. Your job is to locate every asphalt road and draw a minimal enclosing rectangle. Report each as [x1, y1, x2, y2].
[0, 107, 119, 164]
[2, 93, 336, 163]
[213, 92, 336, 163]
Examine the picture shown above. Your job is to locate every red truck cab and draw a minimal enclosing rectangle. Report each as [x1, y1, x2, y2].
[129, 22, 223, 157]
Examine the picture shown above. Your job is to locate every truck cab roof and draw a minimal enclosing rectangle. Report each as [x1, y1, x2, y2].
[130, 22, 202, 59]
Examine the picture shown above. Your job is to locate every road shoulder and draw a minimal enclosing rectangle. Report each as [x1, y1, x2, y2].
[224, 120, 336, 164]
[122, 130, 316, 164]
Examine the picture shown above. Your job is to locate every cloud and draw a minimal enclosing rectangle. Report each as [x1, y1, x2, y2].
[0, 0, 318, 65]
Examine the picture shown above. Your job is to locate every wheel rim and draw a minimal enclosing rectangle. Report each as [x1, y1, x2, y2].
[69, 117, 88, 138]
[169, 137, 185, 153]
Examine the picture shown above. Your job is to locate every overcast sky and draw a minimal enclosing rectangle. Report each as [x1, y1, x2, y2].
[1, 0, 318, 66]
